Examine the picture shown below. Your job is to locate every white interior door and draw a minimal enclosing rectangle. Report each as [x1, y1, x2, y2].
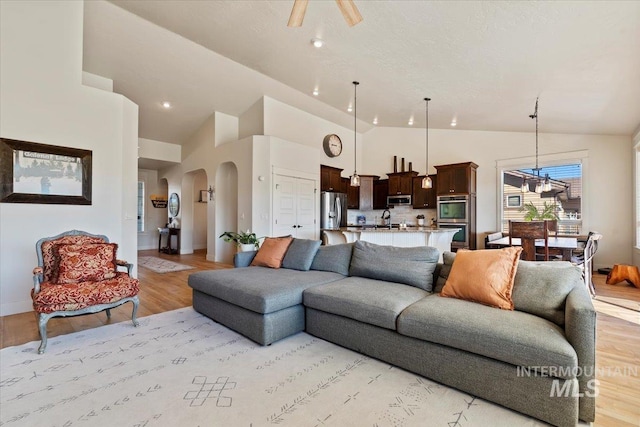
[273, 174, 317, 239]
[295, 177, 316, 239]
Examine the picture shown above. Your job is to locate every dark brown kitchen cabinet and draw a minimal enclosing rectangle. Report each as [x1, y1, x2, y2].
[435, 162, 478, 195]
[320, 165, 343, 192]
[344, 177, 359, 209]
[412, 175, 437, 209]
[373, 179, 389, 209]
[387, 171, 418, 195]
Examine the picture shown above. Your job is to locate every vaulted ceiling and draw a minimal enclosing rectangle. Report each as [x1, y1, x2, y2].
[83, 1, 640, 145]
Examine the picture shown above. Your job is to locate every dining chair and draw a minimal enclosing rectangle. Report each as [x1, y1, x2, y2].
[485, 231, 505, 249]
[572, 232, 602, 296]
[322, 230, 347, 245]
[509, 220, 549, 261]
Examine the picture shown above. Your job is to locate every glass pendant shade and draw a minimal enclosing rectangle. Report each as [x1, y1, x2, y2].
[543, 174, 552, 192]
[520, 178, 529, 193]
[421, 175, 432, 189]
[534, 180, 543, 194]
[350, 173, 360, 187]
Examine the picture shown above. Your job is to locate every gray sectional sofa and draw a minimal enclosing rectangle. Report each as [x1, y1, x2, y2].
[188, 240, 596, 427]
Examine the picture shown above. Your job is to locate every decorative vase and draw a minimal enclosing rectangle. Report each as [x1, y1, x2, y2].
[418, 219, 425, 226]
[239, 244, 255, 252]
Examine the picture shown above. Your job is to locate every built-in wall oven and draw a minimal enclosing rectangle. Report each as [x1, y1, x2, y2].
[437, 195, 469, 249]
[437, 223, 468, 246]
[437, 195, 468, 223]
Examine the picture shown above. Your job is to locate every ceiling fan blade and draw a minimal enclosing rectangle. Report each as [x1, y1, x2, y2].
[335, 0, 363, 27]
[287, 0, 309, 27]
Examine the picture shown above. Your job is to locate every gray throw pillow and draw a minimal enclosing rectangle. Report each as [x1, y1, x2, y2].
[434, 251, 456, 293]
[349, 241, 439, 291]
[512, 261, 581, 326]
[281, 238, 322, 271]
[310, 243, 353, 276]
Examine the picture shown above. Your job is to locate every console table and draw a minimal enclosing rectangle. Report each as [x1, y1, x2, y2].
[158, 227, 180, 254]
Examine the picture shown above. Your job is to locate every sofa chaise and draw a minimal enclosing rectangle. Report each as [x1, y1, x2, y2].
[188, 240, 595, 427]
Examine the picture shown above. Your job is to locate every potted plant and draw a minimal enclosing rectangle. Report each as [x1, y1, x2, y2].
[219, 230, 263, 252]
[416, 214, 425, 226]
[520, 201, 559, 221]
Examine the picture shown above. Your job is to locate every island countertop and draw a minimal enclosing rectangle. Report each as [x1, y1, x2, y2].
[332, 227, 461, 262]
[341, 226, 458, 233]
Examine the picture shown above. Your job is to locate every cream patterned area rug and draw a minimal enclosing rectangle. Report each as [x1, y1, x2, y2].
[1, 308, 546, 427]
[138, 256, 194, 273]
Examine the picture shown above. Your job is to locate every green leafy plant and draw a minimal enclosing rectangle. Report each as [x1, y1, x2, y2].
[219, 230, 263, 248]
[416, 214, 425, 219]
[520, 201, 559, 221]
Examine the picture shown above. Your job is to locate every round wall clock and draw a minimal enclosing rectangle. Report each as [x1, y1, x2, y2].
[323, 134, 342, 157]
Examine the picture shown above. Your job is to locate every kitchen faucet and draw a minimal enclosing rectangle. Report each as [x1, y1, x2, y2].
[381, 209, 391, 229]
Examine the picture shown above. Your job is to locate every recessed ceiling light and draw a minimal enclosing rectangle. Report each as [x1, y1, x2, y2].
[313, 89, 319, 96]
[373, 117, 378, 125]
[162, 101, 172, 109]
[408, 118, 414, 126]
[311, 38, 324, 48]
[450, 121, 457, 127]
[347, 105, 353, 112]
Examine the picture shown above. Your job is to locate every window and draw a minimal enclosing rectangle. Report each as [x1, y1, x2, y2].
[137, 181, 144, 232]
[501, 163, 583, 235]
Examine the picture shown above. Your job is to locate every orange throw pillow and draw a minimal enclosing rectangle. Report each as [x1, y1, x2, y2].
[250, 236, 294, 269]
[440, 246, 522, 310]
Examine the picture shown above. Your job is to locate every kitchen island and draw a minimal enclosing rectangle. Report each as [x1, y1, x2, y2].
[338, 227, 460, 262]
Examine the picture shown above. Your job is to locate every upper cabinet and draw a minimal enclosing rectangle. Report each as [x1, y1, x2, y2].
[344, 177, 359, 209]
[373, 179, 389, 209]
[387, 171, 418, 195]
[435, 162, 478, 195]
[320, 165, 344, 192]
[412, 175, 437, 209]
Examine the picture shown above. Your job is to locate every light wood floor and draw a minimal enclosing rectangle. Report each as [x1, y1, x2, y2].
[1, 250, 639, 426]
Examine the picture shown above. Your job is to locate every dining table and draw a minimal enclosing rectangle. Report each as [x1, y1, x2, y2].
[490, 236, 578, 261]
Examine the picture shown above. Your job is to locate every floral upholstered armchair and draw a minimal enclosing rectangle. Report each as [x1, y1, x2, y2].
[32, 230, 140, 353]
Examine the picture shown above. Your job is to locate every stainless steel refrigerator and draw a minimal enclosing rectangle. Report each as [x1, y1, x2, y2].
[320, 191, 347, 230]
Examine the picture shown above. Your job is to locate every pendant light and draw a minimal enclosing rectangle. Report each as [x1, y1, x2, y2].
[350, 81, 360, 187]
[421, 97, 432, 189]
[530, 97, 545, 194]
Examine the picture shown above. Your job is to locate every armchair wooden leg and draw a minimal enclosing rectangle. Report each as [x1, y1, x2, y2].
[131, 296, 140, 327]
[37, 313, 50, 354]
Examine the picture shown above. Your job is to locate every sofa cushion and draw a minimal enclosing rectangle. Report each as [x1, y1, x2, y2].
[434, 251, 456, 293]
[282, 238, 322, 271]
[512, 261, 581, 326]
[55, 243, 118, 284]
[250, 236, 293, 268]
[188, 267, 344, 314]
[303, 277, 429, 330]
[310, 243, 353, 276]
[349, 241, 439, 291]
[434, 252, 580, 325]
[440, 247, 522, 310]
[397, 295, 578, 378]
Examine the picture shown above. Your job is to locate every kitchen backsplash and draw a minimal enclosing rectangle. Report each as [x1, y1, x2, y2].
[347, 206, 437, 227]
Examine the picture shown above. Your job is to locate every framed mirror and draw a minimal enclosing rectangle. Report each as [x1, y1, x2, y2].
[168, 192, 180, 217]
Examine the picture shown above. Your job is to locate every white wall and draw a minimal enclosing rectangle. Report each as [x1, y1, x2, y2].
[364, 127, 632, 269]
[192, 170, 208, 250]
[0, 1, 138, 315]
[263, 97, 362, 178]
[633, 127, 640, 268]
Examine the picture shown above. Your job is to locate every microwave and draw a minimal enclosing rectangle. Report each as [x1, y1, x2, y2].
[387, 195, 412, 206]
